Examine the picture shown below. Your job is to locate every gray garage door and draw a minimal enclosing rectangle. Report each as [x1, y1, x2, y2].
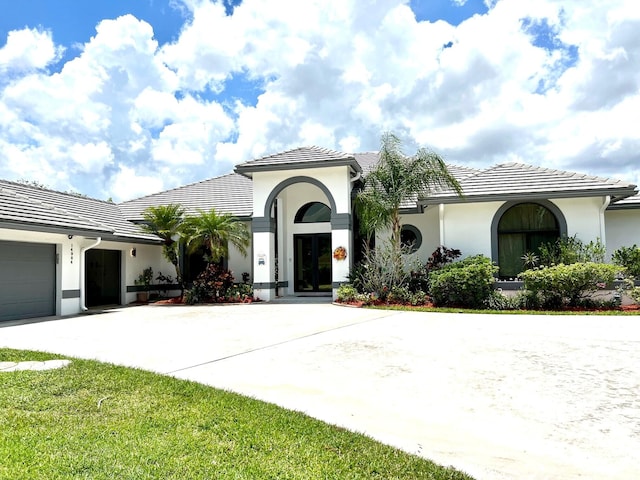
[0, 240, 56, 322]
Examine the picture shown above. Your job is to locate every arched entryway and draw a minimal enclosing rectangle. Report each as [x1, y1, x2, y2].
[252, 176, 352, 301]
[492, 201, 567, 278]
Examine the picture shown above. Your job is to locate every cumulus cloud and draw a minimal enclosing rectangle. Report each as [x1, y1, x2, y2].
[0, 28, 64, 74]
[0, 0, 638, 202]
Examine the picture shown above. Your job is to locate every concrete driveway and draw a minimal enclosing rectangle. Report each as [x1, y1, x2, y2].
[1, 302, 639, 479]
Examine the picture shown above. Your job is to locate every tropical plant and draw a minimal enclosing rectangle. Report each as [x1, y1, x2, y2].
[538, 235, 605, 266]
[140, 204, 185, 292]
[184, 263, 236, 304]
[182, 208, 250, 264]
[355, 133, 463, 249]
[351, 240, 423, 300]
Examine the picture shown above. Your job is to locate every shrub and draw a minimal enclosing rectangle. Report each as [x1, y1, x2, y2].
[629, 287, 640, 304]
[184, 263, 235, 304]
[538, 235, 605, 266]
[519, 262, 622, 308]
[336, 284, 359, 302]
[406, 246, 462, 294]
[429, 255, 498, 308]
[226, 282, 254, 302]
[483, 291, 527, 311]
[612, 245, 640, 278]
[426, 246, 462, 271]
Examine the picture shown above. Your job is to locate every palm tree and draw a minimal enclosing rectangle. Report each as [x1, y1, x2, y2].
[140, 204, 185, 291]
[355, 132, 464, 248]
[182, 208, 250, 264]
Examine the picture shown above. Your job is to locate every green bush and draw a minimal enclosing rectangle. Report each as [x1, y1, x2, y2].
[538, 235, 605, 266]
[336, 284, 359, 302]
[628, 286, 640, 304]
[519, 262, 622, 308]
[429, 255, 498, 308]
[483, 291, 527, 310]
[612, 245, 640, 278]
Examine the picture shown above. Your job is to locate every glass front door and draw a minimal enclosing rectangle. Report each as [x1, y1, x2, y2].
[294, 233, 332, 292]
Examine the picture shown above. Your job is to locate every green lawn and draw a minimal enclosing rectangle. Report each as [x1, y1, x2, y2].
[0, 348, 473, 480]
[367, 305, 640, 315]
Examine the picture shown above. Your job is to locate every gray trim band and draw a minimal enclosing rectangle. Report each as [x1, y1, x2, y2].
[263, 176, 338, 218]
[330, 213, 352, 229]
[253, 282, 278, 289]
[62, 289, 80, 299]
[252, 217, 276, 233]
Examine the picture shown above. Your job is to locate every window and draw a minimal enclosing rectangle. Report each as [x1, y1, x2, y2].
[400, 224, 422, 252]
[497, 203, 560, 278]
[294, 202, 331, 223]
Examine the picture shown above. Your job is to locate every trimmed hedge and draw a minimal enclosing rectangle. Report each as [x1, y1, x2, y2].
[519, 262, 622, 308]
[429, 255, 498, 308]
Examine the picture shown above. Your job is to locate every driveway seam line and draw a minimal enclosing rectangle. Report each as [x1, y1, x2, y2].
[163, 313, 395, 375]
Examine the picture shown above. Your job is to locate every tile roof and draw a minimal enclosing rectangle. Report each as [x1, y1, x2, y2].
[422, 162, 638, 204]
[608, 192, 640, 210]
[118, 173, 253, 221]
[235, 146, 360, 175]
[0, 180, 159, 241]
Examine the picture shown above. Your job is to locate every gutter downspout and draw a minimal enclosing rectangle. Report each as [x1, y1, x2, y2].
[600, 195, 610, 253]
[80, 237, 102, 311]
[439, 203, 445, 246]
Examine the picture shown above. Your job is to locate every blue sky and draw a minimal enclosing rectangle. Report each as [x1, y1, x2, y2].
[0, 0, 638, 201]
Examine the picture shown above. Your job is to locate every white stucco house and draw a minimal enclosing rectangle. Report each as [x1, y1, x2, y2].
[2, 146, 639, 321]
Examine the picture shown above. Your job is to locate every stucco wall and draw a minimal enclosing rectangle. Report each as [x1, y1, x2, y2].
[605, 209, 640, 259]
[441, 202, 500, 258]
[399, 206, 440, 261]
[552, 197, 605, 243]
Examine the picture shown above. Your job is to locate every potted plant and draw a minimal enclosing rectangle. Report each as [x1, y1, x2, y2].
[135, 267, 153, 302]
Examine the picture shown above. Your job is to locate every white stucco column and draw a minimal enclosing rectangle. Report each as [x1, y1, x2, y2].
[252, 230, 276, 301]
[331, 228, 351, 300]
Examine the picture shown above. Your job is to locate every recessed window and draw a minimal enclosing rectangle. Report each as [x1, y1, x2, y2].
[294, 202, 331, 223]
[400, 225, 422, 252]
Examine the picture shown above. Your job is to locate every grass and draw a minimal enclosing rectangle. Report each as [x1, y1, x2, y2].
[367, 304, 640, 315]
[0, 348, 473, 480]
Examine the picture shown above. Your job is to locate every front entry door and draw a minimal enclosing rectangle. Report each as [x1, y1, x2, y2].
[294, 234, 332, 293]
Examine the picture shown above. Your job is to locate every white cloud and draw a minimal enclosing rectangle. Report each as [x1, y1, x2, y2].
[1, 0, 639, 201]
[0, 28, 64, 74]
[111, 165, 164, 202]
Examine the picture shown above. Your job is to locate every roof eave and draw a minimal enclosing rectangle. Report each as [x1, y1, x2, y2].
[234, 158, 361, 176]
[0, 220, 162, 244]
[419, 187, 639, 205]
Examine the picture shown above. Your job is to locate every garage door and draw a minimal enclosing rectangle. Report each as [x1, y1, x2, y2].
[0, 240, 56, 322]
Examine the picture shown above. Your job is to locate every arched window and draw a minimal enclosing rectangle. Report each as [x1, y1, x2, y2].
[294, 202, 331, 223]
[400, 224, 422, 252]
[497, 203, 560, 278]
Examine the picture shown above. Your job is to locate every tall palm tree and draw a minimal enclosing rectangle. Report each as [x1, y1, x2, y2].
[140, 204, 185, 290]
[355, 132, 464, 248]
[182, 208, 250, 264]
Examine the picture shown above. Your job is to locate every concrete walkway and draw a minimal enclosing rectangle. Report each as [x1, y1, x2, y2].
[1, 303, 639, 479]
